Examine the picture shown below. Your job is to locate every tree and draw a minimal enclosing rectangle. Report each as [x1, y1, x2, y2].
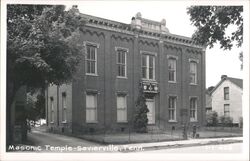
[25, 90, 46, 122]
[219, 115, 233, 127]
[239, 51, 243, 70]
[187, 6, 243, 70]
[133, 88, 149, 133]
[206, 111, 218, 126]
[35, 92, 46, 119]
[26, 94, 39, 122]
[7, 5, 85, 144]
[239, 116, 243, 128]
[187, 6, 243, 50]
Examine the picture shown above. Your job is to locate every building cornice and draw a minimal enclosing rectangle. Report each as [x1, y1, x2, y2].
[80, 13, 206, 51]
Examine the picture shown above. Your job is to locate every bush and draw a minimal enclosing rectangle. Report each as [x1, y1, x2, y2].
[239, 117, 243, 128]
[133, 88, 149, 133]
[206, 111, 218, 126]
[219, 115, 233, 127]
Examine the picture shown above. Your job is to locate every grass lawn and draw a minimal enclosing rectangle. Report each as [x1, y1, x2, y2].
[76, 127, 242, 144]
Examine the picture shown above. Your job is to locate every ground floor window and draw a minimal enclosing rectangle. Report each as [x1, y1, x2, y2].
[117, 95, 127, 122]
[146, 99, 155, 124]
[168, 96, 177, 121]
[62, 93, 67, 122]
[86, 93, 97, 123]
[224, 104, 230, 117]
[190, 97, 197, 121]
[50, 97, 54, 123]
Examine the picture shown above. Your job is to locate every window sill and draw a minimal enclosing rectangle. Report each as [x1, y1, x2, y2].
[141, 78, 156, 82]
[117, 76, 128, 79]
[86, 73, 99, 77]
[117, 121, 128, 123]
[168, 120, 177, 123]
[190, 120, 198, 122]
[62, 121, 67, 124]
[86, 121, 98, 124]
[168, 81, 177, 84]
[190, 83, 198, 86]
[50, 122, 54, 124]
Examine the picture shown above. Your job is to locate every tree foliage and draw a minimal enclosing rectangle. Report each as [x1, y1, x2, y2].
[7, 5, 85, 91]
[7, 4, 86, 113]
[187, 6, 243, 50]
[239, 51, 243, 70]
[133, 88, 149, 133]
[6, 5, 85, 144]
[219, 115, 233, 127]
[239, 116, 243, 128]
[206, 111, 218, 126]
[26, 92, 45, 122]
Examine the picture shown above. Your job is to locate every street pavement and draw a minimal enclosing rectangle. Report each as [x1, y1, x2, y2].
[117, 136, 243, 152]
[29, 130, 99, 147]
[27, 129, 106, 152]
[142, 143, 242, 153]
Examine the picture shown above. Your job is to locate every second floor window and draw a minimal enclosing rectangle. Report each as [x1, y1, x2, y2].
[190, 61, 197, 84]
[117, 50, 127, 77]
[224, 87, 229, 100]
[168, 58, 176, 82]
[142, 54, 155, 80]
[86, 45, 97, 75]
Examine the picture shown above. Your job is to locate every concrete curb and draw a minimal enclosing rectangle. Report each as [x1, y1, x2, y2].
[118, 137, 243, 152]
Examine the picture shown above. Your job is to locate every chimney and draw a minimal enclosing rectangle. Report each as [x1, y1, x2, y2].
[131, 12, 142, 30]
[221, 75, 227, 80]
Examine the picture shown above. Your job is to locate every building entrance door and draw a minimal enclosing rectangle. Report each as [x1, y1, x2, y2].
[146, 99, 155, 124]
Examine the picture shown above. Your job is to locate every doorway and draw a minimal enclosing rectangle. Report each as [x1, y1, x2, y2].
[146, 99, 155, 124]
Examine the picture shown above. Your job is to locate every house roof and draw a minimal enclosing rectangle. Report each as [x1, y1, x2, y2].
[209, 76, 243, 95]
[228, 77, 243, 89]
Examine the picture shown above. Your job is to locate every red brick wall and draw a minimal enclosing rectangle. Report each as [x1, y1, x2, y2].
[47, 25, 206, 134]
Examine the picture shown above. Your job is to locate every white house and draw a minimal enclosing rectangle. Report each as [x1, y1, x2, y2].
[209, 75, 243, 126]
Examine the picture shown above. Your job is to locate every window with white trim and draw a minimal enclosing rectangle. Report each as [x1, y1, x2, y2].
[168, 58, 176, 82]
[86, 93, 97, 123]
[142, 54, 155, 80]
[117, 49, 127, 77]
[50, 97, 54, 123]
[190, 61, 197, 84]
[86, 45, 97, 75]
[190, 97, 197, 121]
[117, 95, 127, 122]
[224, 87, 229, 100]
[224, 104, 230, 117]
[168, 96, 177, 121]
[62, 93, 67, 122]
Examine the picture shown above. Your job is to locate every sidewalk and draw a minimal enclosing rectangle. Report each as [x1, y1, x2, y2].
[77, 130, 242, 144]
[117, 137, 243, 152]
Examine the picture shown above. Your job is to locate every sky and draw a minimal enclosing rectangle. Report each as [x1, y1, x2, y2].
[67, 1, 244, 88]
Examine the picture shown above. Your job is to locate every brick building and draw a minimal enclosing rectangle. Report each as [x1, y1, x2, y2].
[45, 12, 206, 134]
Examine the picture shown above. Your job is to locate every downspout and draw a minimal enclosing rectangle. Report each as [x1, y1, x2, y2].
[57, 85, 59, 126]
[46, 85, 49, 126]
